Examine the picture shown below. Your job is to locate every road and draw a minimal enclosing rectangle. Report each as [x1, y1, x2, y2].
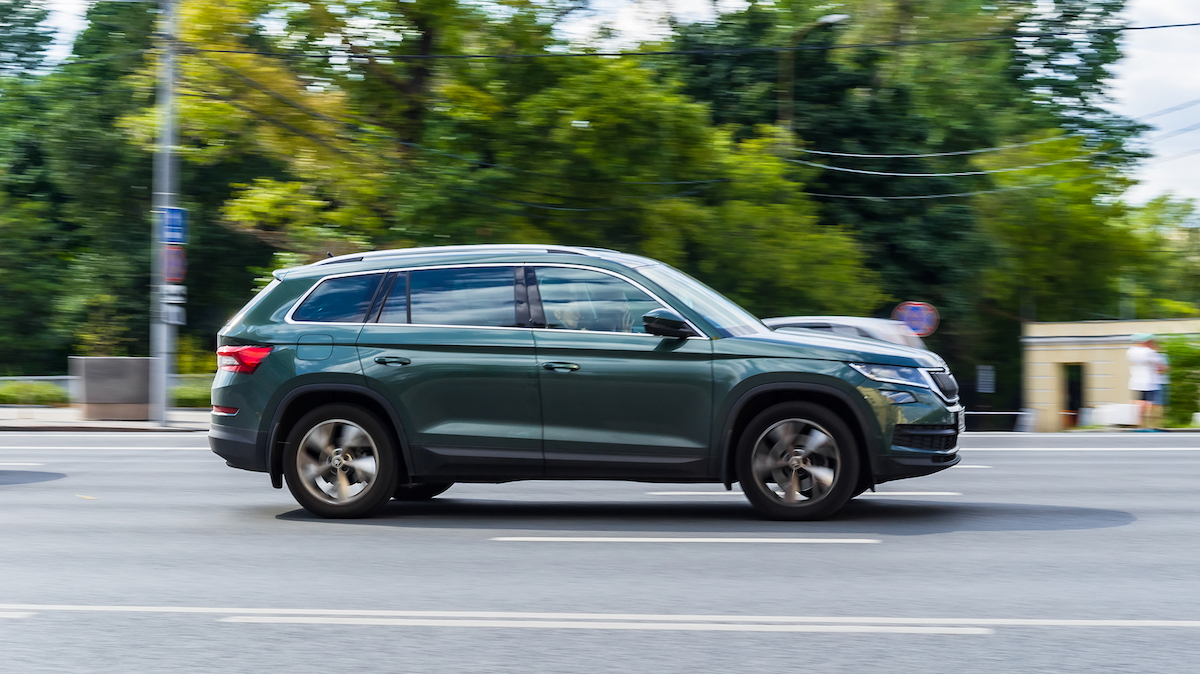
[2, 430, 1199, 673]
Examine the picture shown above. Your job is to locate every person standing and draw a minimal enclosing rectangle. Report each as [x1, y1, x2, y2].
[1127, 333, 1160, 428]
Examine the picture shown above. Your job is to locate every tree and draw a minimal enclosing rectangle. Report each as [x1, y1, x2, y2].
[0, 0, 52, 76]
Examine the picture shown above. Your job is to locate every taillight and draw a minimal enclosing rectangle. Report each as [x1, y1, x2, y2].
[212, 406, 238, 416]
[217, 345, 272, 374]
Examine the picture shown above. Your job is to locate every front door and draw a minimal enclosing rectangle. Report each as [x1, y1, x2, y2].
[530, 265, 713, 479]
[358, 265, 542, 480]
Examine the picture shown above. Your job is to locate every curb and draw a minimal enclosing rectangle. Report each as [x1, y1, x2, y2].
[0, 425, 208, 433]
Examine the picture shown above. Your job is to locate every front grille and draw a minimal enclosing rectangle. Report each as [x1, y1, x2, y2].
[893, 424, 958, 451]
[929, 371, 959, 401]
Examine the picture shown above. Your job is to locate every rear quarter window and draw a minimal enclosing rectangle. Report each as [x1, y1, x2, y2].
[292, 273, 385, 323]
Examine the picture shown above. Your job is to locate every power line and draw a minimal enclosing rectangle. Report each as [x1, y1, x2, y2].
[1138, 95, 1200, 121]
[802, 174, 1100, 201]
[794, 135, 1083, 159]
[186, 53, 723, 187]
[785, 153, 1102, 178]
[55, 50, 149, 67]
[186, 21, 1200, 61]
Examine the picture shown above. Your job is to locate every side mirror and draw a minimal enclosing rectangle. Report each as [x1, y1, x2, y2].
[643, 308, 696, 338]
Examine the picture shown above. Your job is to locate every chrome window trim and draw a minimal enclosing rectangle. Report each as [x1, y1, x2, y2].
[285, 261, 710, 339]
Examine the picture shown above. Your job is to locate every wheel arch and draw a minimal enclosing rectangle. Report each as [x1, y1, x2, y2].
[267, 384, 413, 489]
[719, 382, 880, 492]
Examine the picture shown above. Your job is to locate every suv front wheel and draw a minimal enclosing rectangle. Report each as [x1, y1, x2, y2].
[283, 404, 399, 518]
[736, 402, 859, 521]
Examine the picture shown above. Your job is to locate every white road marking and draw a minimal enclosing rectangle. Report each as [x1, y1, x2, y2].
[218, 615, 989, 634]
[490, 537, 880, 544]
[857, 491, 962, 497]
[965, 447, 1200, 452]
[648, 490, 963, 497]
[6, 605, 1200, 631]
[0, 612, 33, 619]
[0, 447, 209, 451]
[0, 432, 208, 437]
[954, 465, 992, 469]
[0, 462, 44, 466]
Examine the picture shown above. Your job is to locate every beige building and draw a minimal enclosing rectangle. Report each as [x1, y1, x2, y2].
[1022, 319, 1200, 432]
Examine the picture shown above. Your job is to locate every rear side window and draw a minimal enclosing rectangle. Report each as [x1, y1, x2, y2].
[408, 267, 519, 327]
[292, 273, 384, 323]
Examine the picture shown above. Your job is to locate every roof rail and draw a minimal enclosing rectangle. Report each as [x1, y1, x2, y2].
[313, 244, 599, 266]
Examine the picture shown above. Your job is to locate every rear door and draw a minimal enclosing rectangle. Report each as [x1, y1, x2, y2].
[530, 265, 713, 479]
[357, 265, 542, 480]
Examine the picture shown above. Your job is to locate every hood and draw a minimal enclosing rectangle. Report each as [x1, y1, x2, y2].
[721, 328, 946, 368]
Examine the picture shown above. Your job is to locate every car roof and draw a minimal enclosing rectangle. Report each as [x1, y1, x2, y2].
[274, 244, 660, 280]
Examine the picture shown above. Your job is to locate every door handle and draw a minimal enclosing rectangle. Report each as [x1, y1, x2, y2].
[374, 356, 411, 366]
[541, 362, 580, 372]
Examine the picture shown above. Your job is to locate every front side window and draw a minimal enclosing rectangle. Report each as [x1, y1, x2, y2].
[408, 266, 519, 327]
[292, 273, 384, 323]
[534, 267, 664, 333]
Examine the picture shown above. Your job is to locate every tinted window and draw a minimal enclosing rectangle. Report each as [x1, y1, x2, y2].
[409, 267, 518, 327]
[292, 273, 384, 323]
[378, 272, 408, 324]
[535, 267, 664, 333]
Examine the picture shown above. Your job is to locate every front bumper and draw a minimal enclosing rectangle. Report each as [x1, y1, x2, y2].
[209, 422, 267, 472]
[874, 444, 960, 482]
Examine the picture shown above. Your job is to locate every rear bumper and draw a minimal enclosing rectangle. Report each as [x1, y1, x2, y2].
[209, 422, 267, 472]
[874, 445, 960, 483]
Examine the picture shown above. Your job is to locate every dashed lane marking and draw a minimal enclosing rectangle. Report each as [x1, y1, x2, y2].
[490, 537, 880, 544]
[218, 616, 989, 634]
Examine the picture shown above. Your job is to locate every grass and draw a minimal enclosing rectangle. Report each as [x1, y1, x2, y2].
[0, 381, 70, 406]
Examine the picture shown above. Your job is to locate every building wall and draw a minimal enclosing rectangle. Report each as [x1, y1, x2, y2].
[1022, 319, 1200, 432]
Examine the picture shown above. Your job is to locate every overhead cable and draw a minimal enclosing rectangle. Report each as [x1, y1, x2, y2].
[793, 135, 1083, 159]
[187, 55, 722, 187]
[802, 175, 1100, 201]
[1138, 95, 1200, 121]
[785, 153, 1102, 177]
[55, 50, 149, 66]
[186, 21, 1200, 61]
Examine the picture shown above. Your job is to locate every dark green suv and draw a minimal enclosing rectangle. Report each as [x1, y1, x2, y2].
[210, 245, 961, 520]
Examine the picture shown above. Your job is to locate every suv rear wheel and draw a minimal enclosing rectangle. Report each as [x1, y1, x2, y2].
[283, 404, 399, 518]
[736, 402, 859, 521]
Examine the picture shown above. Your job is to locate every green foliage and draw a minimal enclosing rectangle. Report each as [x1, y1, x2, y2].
[176, 334, 215, 375]
[0, 0, 53, 76]
[0, 381, 69, 406]
[171, 378, 213, 408]
[3, 0, 1198, 423]
[1159, 337, 1200, 427]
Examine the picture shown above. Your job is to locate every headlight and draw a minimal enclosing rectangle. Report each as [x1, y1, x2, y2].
[849, 362, 929, 388]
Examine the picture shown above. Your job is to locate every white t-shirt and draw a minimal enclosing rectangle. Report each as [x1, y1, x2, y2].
[1153, 351, 1169, 387]
[1127, 345, 1158, 392]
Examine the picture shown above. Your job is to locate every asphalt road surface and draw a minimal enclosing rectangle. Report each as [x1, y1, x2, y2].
[2, 430, 1200, 673]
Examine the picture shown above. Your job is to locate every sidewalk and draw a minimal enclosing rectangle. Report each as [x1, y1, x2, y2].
[0, 406, 209, 432]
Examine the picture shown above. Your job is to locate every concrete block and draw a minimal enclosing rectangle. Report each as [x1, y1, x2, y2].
[69, 357, 152, 421]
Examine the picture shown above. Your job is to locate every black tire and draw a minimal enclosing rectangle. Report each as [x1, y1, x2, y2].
[394, 483, 453, 501]
[736, 402, 860, 521]
[283, 404, 399, 519]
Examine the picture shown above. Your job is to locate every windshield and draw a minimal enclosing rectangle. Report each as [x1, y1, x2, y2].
[639, 264, 767, 337]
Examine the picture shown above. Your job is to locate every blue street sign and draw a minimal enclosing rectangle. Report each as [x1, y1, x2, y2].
[163, 245, 187, 283]
[892, 301, 939, 337]
[160, 207, 188, 244]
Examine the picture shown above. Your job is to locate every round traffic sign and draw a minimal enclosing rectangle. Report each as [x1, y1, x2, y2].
[162, 245, 187, 283]
[892, 301, 939, 337]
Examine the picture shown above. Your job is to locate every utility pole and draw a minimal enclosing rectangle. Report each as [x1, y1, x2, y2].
[150, 0, 178, 425]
